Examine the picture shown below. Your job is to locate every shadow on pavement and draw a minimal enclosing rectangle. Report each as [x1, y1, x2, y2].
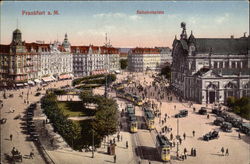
[135, 146, 161, 162]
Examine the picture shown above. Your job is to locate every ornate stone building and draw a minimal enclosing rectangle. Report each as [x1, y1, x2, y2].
[72, 45, 120, 77]
[0, 29, 73, 87]
[171, 22, 250, 104]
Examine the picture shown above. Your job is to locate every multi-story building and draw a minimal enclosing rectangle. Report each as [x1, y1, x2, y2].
[155, 47, 172, 67]
[72, 45, 119, 77]
[128, 47, 161, 72]
[171, 22, 250, 104]
[0, 29, 39, 86]
[0, 29, 73, 87]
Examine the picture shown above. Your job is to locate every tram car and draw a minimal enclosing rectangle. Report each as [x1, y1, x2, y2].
[144, 107, 155, 130]
[156, 134, 171, 162]
[126, 104, 135, 115]
[132, 95, 143, 106]
[128, 113, 138, 133]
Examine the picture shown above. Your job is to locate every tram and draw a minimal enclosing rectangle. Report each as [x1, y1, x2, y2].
[132, 95, 143, 106]
[156, 134, 171, 162]
[128, 113, 138, 133]
[116, 90, 143, 106]
[144, 107, 155, 130]
[126, 104, 135, 115]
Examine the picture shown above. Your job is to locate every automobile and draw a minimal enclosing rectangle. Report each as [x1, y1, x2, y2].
[35, 92, 41, 96]
[221, 122, 232, 132]
[198, 107, 207, 115]
[213, 117, 225, 126]
[0, 118, 7, 124]
[240, 123, 250, 135]
[175, 110, 188, 118]
[203, 130, 219, 141]
[212, 108, 222, 115]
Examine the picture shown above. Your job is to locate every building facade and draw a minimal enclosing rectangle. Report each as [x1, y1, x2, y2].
[171, 22, 250, 104]
[0, 29, 73, 87]
[155, 47, 172, 67]
[72, 45, 120, 77]
[128, 48, 161, 72]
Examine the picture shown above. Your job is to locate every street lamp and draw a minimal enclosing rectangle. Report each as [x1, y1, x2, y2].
[92, 129, 95, 158]
[176, 116, 179, 158]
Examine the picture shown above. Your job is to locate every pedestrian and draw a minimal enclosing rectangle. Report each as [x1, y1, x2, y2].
[221, 147, 224, 156]
[207, 114, 210, 119]
[117, 134, 120, 142]
[194, 148, 196, 157]
[225, 148, 229, 156]
[183, 133, 186, 140]
[126, 141, 128, 149]
[170, 133, 173, 140]
[193, 107, 196, 112]
[113, 155, 116, 163]
[30, 151, 34, 159]
[192, 130, 195, 137]
[120, 135, 122, 142]
[184, 148, 187, 155]
[10, 134, 13, 141]
[179, 138, 182, 145]
[238, 133, 241, 139]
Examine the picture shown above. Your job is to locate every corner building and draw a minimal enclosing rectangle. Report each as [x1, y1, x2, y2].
[171, 23, 250, 104]
[128, 48, 161, 72]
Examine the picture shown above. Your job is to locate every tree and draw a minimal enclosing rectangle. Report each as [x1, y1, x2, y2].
[160, 65, 171, 80]
[119, 59, 128, 70]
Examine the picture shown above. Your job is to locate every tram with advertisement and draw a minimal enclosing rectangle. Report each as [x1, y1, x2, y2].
[144, 107, 155, 130]
[156, 134, 171, 162]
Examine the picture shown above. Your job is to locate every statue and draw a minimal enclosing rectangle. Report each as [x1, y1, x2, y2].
[181, 22, 186, 30]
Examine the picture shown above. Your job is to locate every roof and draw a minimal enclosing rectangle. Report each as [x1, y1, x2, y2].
[13, 29, 21, 34]
[25, 42, 50, 52]
[195, 37, 249, 54]
[71, 45, 119, 54]
[0, 45, 10, 53]
[213, 68, 250, 76]
[130, 47, 160, 54]
[193, 67, 210, 76]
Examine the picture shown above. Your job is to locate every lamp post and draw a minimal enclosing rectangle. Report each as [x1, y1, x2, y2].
[176, 116, 179, 158]
[92, 129, 95, 158]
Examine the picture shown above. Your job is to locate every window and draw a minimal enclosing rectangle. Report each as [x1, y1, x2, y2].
[214, 61, 218, 68]
[219, 62, 223, 68]
[231, 61, 235, 68]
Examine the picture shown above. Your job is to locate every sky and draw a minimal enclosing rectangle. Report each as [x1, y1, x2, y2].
[0, 1, 249, 48]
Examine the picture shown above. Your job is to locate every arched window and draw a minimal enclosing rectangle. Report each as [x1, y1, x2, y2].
[242, 82, 250, 97]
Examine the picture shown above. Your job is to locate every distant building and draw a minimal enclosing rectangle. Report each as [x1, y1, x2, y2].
[155, 47, 172, 67]
[119, 52, 128, 60]
[128, 47, 161, 72]
[72, 45, 120, 77]
[171, 22, 250, 104]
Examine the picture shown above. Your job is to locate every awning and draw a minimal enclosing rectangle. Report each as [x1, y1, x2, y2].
[59, 74, 72, 80]
[16, 83, 24, 87]
[42, 77, 54, 82]
[34, 79, 42, 83]
[28, 80, 35, 85]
